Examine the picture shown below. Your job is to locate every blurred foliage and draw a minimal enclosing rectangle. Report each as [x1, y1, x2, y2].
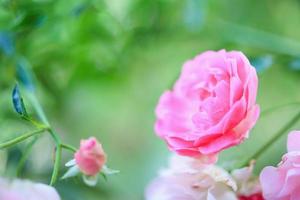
[2, 0, 300, 199]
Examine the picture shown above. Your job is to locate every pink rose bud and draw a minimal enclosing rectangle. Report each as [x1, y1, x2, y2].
[75, 137, 106, 176]
[260, 131, 300, 200]
[155, 50, 259, 161]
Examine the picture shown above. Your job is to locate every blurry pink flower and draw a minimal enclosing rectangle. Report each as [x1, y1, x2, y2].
[155, 50, 259, 161]
[0, 178, 60, 200]
[145, 154, 238, 200]
[260, 131, 300, 200]
[75, 137, 106, 176]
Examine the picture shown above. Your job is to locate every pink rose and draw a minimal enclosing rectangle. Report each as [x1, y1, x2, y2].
[155, 50, 259, 160]
[260, 131, 300, 200]
[75, 137, 106, 176]
[0, 178, 60, 200]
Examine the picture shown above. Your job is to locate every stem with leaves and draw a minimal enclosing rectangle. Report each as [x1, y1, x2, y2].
[1, 82, 78, 185]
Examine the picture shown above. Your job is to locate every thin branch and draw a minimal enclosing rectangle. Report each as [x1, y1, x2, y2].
[0, 128, 47, 149]
[61, 143, 77, 153]
[50, 143, 62, 185]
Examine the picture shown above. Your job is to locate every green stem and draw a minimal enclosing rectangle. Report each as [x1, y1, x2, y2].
[24, 92, 73, 185]
[240, 110, 300, 167]
[50, 143, 62, 186]
[27, 118, 48, 129]
[27, 90, 62, 185]
[18, 73, 74, 185]
[0, 128, 47, 149]
[61, 143, 77, 153]
[49, 129, 61, 144]
[48, 129, 78, 185]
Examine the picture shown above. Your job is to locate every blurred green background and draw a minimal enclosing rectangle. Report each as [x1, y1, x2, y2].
[2, 0, 300, 199]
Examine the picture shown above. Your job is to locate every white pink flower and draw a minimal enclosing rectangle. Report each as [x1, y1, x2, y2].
[145, 154, 237, 200]
[231, 161, 263, 200]
[0, 178, 60, 200]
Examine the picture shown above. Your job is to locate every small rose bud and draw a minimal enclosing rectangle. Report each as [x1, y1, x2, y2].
[74, 137, 106, 176]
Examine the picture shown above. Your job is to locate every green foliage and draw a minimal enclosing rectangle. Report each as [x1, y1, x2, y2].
[2, 0, 300, 199]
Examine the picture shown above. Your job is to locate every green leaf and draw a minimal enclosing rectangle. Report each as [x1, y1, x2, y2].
[61, 165, 80, 180]
[82, 174, 98, 187]
[12, 84, 28, 118]
[65, 159, 76, 167]
[101, 165, 120, 175]
[100, 172, 108, 182]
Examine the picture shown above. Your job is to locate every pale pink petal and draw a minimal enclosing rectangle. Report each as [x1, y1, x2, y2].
[278, 168, 300, 197]
[227, 51, 251, 83]
[233, 105, 260, 138]
[245, 67, 258, 110]
[0, 179, 60, 200]
[287, 131, 300, 152]
[260, 166, 284, 199]
[229, 76, 243, 106]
